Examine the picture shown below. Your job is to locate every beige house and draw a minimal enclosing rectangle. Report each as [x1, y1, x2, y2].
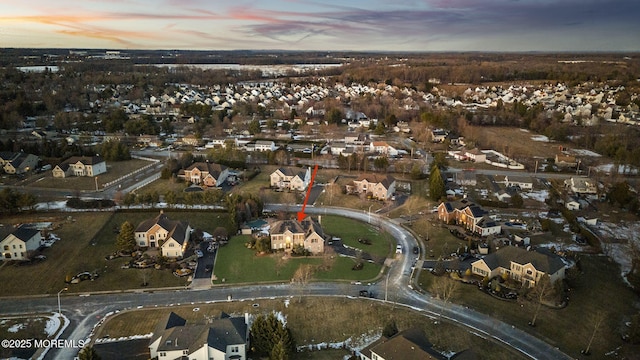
[471, 246, 566, 287]
[1, 226, 42, 261]
[270, 217, 325, 254]
[270, 167, 311, 191]
[52, 156, 106, 178]
[149, 312, 249, 360]
[179, 162, 229, 187]
[134, 211, 191, 258]
[347, 174, 396, 200]
[0, 152, 39, 174]
[464, 148, 486, 163]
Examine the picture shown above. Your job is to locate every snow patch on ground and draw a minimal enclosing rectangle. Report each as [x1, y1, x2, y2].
[7, 323, 25, 333]
[595, 164, 639, 175]
[44, 313, 63, 337]
[95, 333, 153, 344]
[571, 149, 601, 157]
[521, 189, 548, 202]
[530, 135, 549, 142]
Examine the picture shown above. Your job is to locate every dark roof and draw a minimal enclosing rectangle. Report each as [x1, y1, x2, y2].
[361, 328, 446, 360]
[150, 312, 186, 344]
[275, 167, 306, 179]
[466, 205, 487, 218]
[271, 217, 325, 238]
[135, 212, 190, 245]
[62, 156, 105, 166]
[10, 226, 40, 242]
[479, 246, 566, 275]
[152, 312, 246, 354]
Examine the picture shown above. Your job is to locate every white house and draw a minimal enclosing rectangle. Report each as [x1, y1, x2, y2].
[270, 167, 311, 191]
[149, 312, 249, 360]
[1, 226, 42, 261]
[253, 140, 277, 152]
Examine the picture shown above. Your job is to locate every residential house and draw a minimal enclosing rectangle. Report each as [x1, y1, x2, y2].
[369, 141, 399, 157]
[179, 162, 229, 187]
[503, 175, 533, 191]
[359, 327, 475, 360]
[0, 152, 39, 174]
[471, 246, 566, 287]
[270, 167, 311, 191]
[253, 140, 277, 152]
[436, 199, 473, 224]
[564, 177, 597, 195]
[1, 226, 42, 261]
[180, 134, 202, 147]
[565, 197, 581, 211]
[347, 174, 396, 200]
[431, 129, 448, 143]
[52, 156, 106, 178]
[269, 216, 325, 254]
[134, 211, 191, 258]
[149, 312, 249, 360]
[555, 154, 578, 169]
[474, 217, 502, 237]
[464, 148, 487, 163]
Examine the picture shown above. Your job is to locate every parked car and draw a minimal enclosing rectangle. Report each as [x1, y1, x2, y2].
[396, 245, 403, 254]
[195, 250, 204, 258]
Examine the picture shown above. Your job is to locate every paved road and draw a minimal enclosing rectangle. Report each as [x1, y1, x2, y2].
[0, 204, 573, 360]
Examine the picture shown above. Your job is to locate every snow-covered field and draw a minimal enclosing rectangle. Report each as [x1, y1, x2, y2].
[521, 189, 549, 202]
[571, 149, 602, 157]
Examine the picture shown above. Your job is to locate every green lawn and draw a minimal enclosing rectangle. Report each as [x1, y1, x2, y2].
[0, 210, 233, 295]
[320, 215, 391, 259]
[213, 235, 382, 284]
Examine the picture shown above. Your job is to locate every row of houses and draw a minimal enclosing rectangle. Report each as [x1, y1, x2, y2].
[0, 152, 39, 174]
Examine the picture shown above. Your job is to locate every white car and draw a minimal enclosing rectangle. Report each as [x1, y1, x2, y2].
[396, 245, 403, 254]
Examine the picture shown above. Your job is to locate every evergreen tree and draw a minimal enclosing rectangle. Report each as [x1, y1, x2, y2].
[78, 346, 101, 360]
[116, 221, 136, 253]
[429, 167, 446, 201]
[250, 313, 295, 358]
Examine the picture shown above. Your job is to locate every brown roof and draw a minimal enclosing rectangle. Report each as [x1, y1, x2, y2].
[135, 212, 190, 245]
[270, 216, 325, 238]
[361, 328, 446, 360]
[185, 162, 228, 179]
[354, 174, 396, 188]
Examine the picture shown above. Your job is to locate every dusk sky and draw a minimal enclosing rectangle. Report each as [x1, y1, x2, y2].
[1, 0, 639, 52]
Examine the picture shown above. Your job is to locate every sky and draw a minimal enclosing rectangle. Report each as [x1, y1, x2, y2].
[1, 0, 639, 52]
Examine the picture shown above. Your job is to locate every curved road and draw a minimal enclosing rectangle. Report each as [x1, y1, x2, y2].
[0, 205, 572, 360]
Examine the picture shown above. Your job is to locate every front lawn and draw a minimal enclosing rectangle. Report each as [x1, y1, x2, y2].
[320, 215, 391, 258]
[213, 235, 382, 284]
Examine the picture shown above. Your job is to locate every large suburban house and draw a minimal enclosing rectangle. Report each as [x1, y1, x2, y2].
[359, 327, 476, 360]
[437, 201, 500, 237]
[52, 156, 106, 178]
[1, 225, 42, 261]
[149, 312, 249, 360]
[270, 167, 311, 191]
[179, 162, 229, 187]
[0, 152, 39, 174]
[471, 246, 566, 287]
[134, 211, 192, 258]
[564, 177, 597, 195]
[369, 141, 399, 156]
[347, 174, 396, 200]
[269, 217, 325, 254]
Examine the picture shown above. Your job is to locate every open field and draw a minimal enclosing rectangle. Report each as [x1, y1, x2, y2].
[25, 159, 154, 191]
[0, 210, 232, 295]
[417, 254, 640, 359]
[320, 215, 392, 258]
[93, 297, 525, 360]
[212, 233, 382, 284]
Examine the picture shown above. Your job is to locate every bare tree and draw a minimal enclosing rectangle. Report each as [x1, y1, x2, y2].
[583, 310, 607, 355]
[430, 274, 460, 318]
[291, 264, 316, 302]
[525, 274, 557, 327]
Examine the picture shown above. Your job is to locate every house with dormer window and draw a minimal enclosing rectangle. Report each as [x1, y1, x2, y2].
[269, 217, 325, 254]
[134, 211, 191, 258]
[52, 156, 106, 178]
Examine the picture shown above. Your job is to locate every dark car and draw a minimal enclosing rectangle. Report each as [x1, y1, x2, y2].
[413, 246, 419, 254]
[204, 264, 213, 272]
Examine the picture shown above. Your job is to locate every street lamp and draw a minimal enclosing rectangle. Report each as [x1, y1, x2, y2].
[57, 287, 68, 316]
